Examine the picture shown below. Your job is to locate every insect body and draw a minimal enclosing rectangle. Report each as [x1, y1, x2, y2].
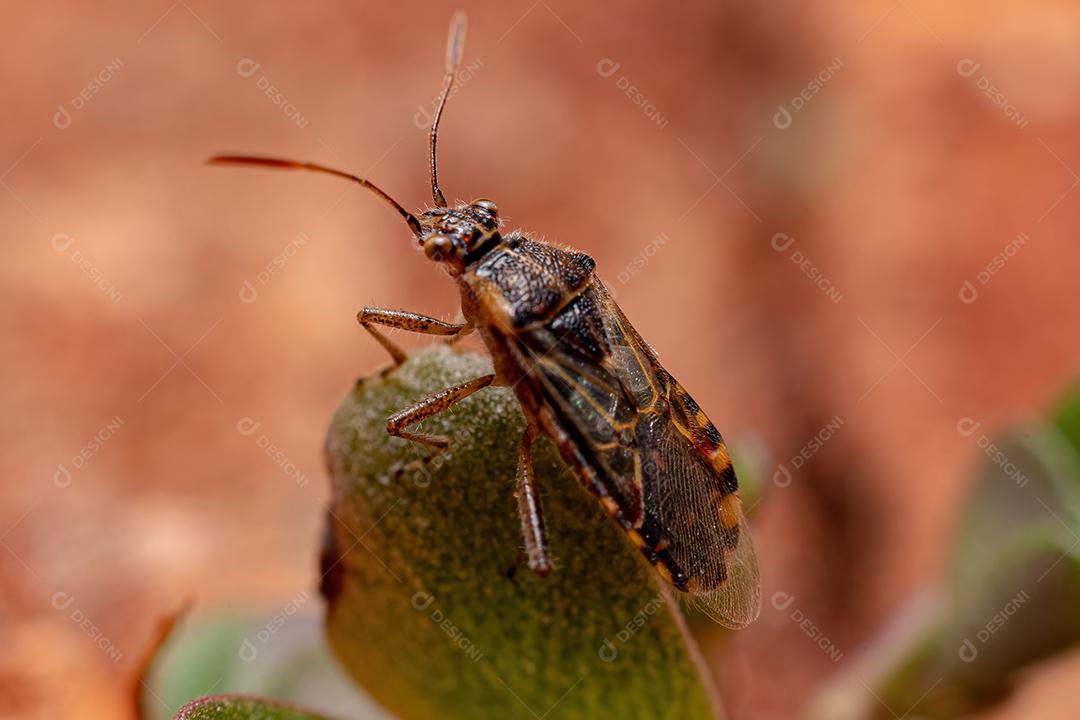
[212, 13, 760, 628]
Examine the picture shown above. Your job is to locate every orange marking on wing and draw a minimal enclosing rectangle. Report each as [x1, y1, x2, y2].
[693, 411, 712, 437]
[716, 491, 742, 530]
[707, 443, 731, 476]
[656, 562, 675, 584]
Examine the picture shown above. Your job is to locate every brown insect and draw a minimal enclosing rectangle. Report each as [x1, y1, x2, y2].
[212, 12, 760, 628]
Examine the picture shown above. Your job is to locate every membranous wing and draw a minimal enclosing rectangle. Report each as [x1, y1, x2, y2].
[512, 280, 760, 628]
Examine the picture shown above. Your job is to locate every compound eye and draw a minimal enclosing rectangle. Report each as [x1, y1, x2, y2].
[423, 233, 454, 262]
[473, 199, 498, 217]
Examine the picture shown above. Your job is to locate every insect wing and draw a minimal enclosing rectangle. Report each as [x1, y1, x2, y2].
[643, 360, 764, 630]
[627, 356, 761, 629]
[691, 515, 760, 627]
[640, 396, 761, 628]
[515, 281, 760, 628]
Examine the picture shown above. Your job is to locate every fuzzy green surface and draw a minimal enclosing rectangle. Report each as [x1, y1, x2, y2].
[176, 695, 338, 720]
[322, 345, 717, 720]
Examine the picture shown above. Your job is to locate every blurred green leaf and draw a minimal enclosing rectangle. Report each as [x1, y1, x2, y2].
[150, 612, 389, 720]
[155, 616, 249, 715]
[809, 385, 1080, 720]
[322, 346, 720, 720]
[1050, 378, 1080, 458]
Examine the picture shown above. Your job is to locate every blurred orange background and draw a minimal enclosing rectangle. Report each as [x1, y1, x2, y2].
[3, 1, 1079, 718]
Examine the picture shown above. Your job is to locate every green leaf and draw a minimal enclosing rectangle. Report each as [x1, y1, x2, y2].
[809, 400, 1080, 720]
[175, 695, 339, 720]
[1050, 378, 1080, 458]
[154, 615, 250, 715]
[148, 612, 389, 720]
[322, 346, 721, 720]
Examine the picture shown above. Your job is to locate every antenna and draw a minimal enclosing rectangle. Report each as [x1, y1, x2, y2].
[208, 155, 423, 238]
[430, 12, 468, 208]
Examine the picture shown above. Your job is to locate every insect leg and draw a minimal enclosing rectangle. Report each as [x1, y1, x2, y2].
[386, 373, 494, 449]
[358, 307, 472, 366]
[442, 311, 474, 348]
[515, 425, 552, 577]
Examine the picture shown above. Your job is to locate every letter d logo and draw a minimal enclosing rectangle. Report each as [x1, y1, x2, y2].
[771, 232, 795, 252]
[956, 59, 981, 78]
[771, 591, 795, 611]
[239, 280, 258, 304]
[53, 105, 73, 130]
[411, 591, 435, 611]
[596, 58, 621, 78]
[236, 58, 261, 78]
[236, 417, 261, 436]
[958, 280, 978, 304]
[239, 638, 258, 662]
[772, 105, 792, 130]
[773, 464, 792, 488]
[54, 464, 73, 488]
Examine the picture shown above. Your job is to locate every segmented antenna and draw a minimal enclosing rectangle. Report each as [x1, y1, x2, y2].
[208, 155, 423, 238]
[430, 12, 468, 208]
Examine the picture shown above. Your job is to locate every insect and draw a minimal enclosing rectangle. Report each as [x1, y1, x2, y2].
[211, 13, 760, 628]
